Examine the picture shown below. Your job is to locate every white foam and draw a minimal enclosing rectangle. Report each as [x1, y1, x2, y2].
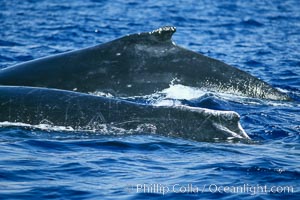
[161, 84, 206, 100]
[0, 121, 75, 132]
[0, 121, 151, 136]
[89, 91, 114, 98]
[154, 99, 182, 106]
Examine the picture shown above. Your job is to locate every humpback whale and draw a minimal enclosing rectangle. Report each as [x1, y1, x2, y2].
[0, 86, 250, 141]
[0, 26, 290, 100]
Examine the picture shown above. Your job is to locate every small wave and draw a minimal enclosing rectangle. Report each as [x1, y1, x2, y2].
[0, 39, 22, 47]
[0, 55, 15, 62]
[240, 19, 264, 27]
[244, 60, 263, 67]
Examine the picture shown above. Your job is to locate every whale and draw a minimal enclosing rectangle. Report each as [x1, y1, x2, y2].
[0, 26, 290, 100]
[0, 86, 250, 142]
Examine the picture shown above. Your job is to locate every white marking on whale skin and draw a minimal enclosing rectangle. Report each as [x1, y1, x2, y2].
[164, 105, 250, 140]
[134, 44, 177, 58]
[213, 122, 249, 139]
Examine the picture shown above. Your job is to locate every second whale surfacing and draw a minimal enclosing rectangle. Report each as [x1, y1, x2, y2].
[0, 26, 290, 100]
[0, 86, 250, 142]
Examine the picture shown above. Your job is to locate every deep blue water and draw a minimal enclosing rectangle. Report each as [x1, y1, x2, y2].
[0, 0, 300, 199]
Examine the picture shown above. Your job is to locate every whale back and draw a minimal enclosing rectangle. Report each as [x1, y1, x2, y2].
[0, 26, 290, 100]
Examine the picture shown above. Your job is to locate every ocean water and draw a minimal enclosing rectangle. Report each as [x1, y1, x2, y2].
[0, 0, 300, 199]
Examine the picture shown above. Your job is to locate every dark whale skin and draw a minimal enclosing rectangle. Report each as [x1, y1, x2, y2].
[0, 86, 250, 141]
[0, 26, 290, 100]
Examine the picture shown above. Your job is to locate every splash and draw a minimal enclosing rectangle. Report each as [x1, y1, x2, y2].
[0, 121, 128, 135]
[147, 84, 297, 108]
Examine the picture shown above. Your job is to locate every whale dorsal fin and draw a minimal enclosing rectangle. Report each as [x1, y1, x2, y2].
[122, 26, 176, 44]
[148, 26, 176, 42]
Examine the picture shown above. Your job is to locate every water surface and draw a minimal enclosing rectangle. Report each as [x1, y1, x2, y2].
[0, 0, 299, 199]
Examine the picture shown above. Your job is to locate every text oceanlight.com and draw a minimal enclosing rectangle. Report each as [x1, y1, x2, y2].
[127, 183, 295, 195]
